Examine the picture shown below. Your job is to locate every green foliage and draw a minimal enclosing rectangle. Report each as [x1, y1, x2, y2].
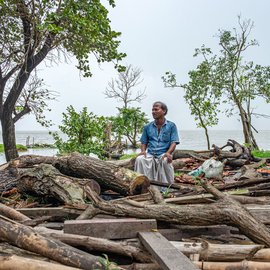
[163, 58, 220, 149]
[110, 107, 148, 148]
[52, 106, 110, 159]
[95, 254, 119, 270]
[119, 153, 137, 160]
[0, 0, 126, 160]
[161, 185, 173, 197]
[0, 0, 126, 76]
[252, 150, 270, 158]
[0, 144, 27, 152]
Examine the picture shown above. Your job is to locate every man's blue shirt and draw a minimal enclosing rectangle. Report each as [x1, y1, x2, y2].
[140, 119, 180, 157]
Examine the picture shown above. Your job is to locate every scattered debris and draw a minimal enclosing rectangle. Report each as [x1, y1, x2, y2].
[0, 140, 270, 269]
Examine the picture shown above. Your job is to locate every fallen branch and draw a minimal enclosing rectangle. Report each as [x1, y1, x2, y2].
[82, 184, 270, 247]
[0, 215, 121, 269]
[35, 227, 152, 263]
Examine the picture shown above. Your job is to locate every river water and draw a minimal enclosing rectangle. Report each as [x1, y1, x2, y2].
[0, 130, 269, 164]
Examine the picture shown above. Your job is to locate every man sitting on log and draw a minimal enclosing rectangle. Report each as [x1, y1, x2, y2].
[135, 101, 180, 184]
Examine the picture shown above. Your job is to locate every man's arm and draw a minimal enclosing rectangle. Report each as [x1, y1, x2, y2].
[137, 143, 147, 157]
[137, 125, 148, 157]
[162, 142, 177, 163]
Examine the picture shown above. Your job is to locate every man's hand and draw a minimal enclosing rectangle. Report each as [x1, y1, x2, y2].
[162, 152, 173, 163]
[137, 151, 146, 157]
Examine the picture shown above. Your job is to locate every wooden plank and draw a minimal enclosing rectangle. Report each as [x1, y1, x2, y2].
[138, 232, 198, 270]
[64, 219, 157, 239]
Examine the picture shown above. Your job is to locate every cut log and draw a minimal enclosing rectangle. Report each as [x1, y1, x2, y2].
[0, 254, 81, 270]
[35, 227, 152, 263]
[16, 164, 100, 204]
[170, 241, 268, 261]
[54, 152, 150, 195]
[194, 260, 270, 270]
[83, 184, 270, 247]
[0, 242, 51, 262]
[138, 232, 198, 270]
[0, 203, 31, 222]
[7, 153, 150, 195]
[11, 155, 56, 167]
[0, 215, 121, 270]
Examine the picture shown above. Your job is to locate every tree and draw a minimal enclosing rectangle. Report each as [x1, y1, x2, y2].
[110, 107, 148, 148]
[0, 0, 126, 161]
[164, 17, 270, 149]
[163, 54, 221, 150]
[104, 64, 146, 108]
[210, 18, 270, 149]
[52, 106, 109, 159]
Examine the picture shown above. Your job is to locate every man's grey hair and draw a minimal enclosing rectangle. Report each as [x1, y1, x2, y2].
[153, 101, 168, 115]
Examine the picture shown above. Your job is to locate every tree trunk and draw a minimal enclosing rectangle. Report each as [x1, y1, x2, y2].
[54, 152, 150, 195]
[238, 105, 259, 149]
[0, 215, 120, 270]
[203, 125, 210, 150]
[1, 112, 18, 161]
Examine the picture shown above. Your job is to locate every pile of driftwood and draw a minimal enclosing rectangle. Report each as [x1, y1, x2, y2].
[0, 139, 270, 270]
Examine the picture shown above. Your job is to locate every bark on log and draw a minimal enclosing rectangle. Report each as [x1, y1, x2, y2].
[10, 155, 56, 167]
[109, 157, 186, 171]
[216, 177, 270, 191]
[0, 254, 81, 270]
[213, 139, 245, 159]
[121, 263, 161, 270]
[0, 242, 51, 262]
[83, 184, 270, 247]
[173, 150, 209, 160]
[0, 215, 121, 270]
[6, 153, 150, 195]
[170, 241, 267, 261]
[0, 203, 31, 222]
[224, 158, 249, 167]
[107, 158, 136, 170]
[54, 152, 150, 195]
[164, 193, 270, 205]
[194, 260, 270, 270]
[17, 164, 100, 204]
[35, 227, 152, 263]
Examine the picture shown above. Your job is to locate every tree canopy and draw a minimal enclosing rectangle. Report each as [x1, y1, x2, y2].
[0, 0, 126, 160]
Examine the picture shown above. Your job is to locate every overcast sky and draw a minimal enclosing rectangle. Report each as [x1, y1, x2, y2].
[16, 0, 270, 131]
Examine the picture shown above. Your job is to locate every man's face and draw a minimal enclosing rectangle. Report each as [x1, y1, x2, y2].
[152, 104, 165, 119]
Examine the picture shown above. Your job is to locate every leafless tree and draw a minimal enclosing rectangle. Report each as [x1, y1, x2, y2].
[104, 64, 146, 108]
[9, 73, 58, 126]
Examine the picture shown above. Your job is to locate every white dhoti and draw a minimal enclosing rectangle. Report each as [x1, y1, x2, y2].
[134, 153, 174, 184]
